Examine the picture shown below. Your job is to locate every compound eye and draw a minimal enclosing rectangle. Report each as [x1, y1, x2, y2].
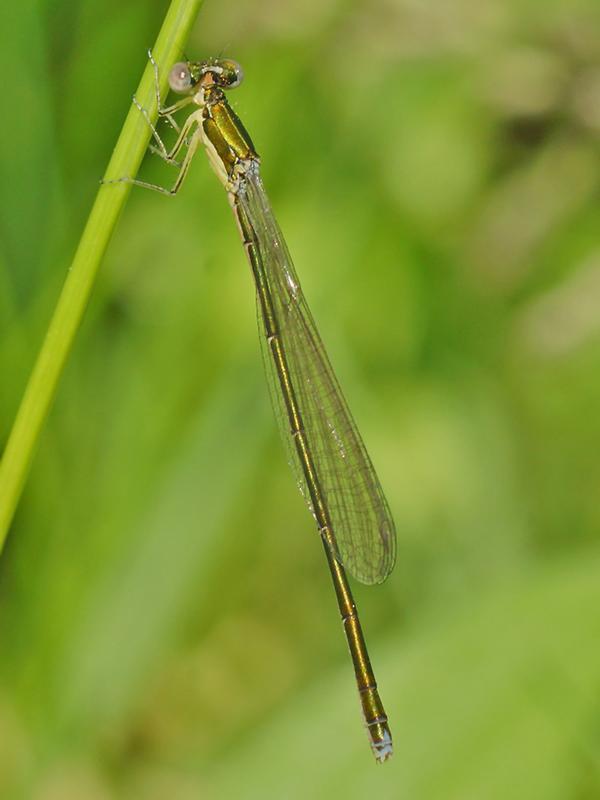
[169, 62, 193, 93]
[221, 59, 244, 88]
[207, 59, 243, 89]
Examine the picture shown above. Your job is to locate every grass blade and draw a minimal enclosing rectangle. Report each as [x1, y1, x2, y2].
[0, 0, 204, 549]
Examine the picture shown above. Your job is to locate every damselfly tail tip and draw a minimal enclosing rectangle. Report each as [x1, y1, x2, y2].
[370, 726, 393, 764]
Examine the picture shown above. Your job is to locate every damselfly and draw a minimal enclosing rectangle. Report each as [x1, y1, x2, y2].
[114, 53, 397, 762]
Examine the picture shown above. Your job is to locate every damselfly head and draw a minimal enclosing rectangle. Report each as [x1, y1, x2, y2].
[168, 59, 244, 95]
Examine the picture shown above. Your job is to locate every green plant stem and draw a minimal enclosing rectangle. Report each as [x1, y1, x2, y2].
[0, 0, 204, 551]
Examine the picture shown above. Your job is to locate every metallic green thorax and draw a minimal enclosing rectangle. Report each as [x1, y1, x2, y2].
[200, 86, 259, 190]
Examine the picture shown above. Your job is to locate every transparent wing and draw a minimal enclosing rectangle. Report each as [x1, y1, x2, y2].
[238, 166, 396, 585]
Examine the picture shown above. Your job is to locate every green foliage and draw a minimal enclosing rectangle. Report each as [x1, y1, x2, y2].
[0, 1, 599, 797]
[0, 0, 203, 546]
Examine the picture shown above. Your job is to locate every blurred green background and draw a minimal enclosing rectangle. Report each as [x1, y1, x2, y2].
[1, 0, 600, 797]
